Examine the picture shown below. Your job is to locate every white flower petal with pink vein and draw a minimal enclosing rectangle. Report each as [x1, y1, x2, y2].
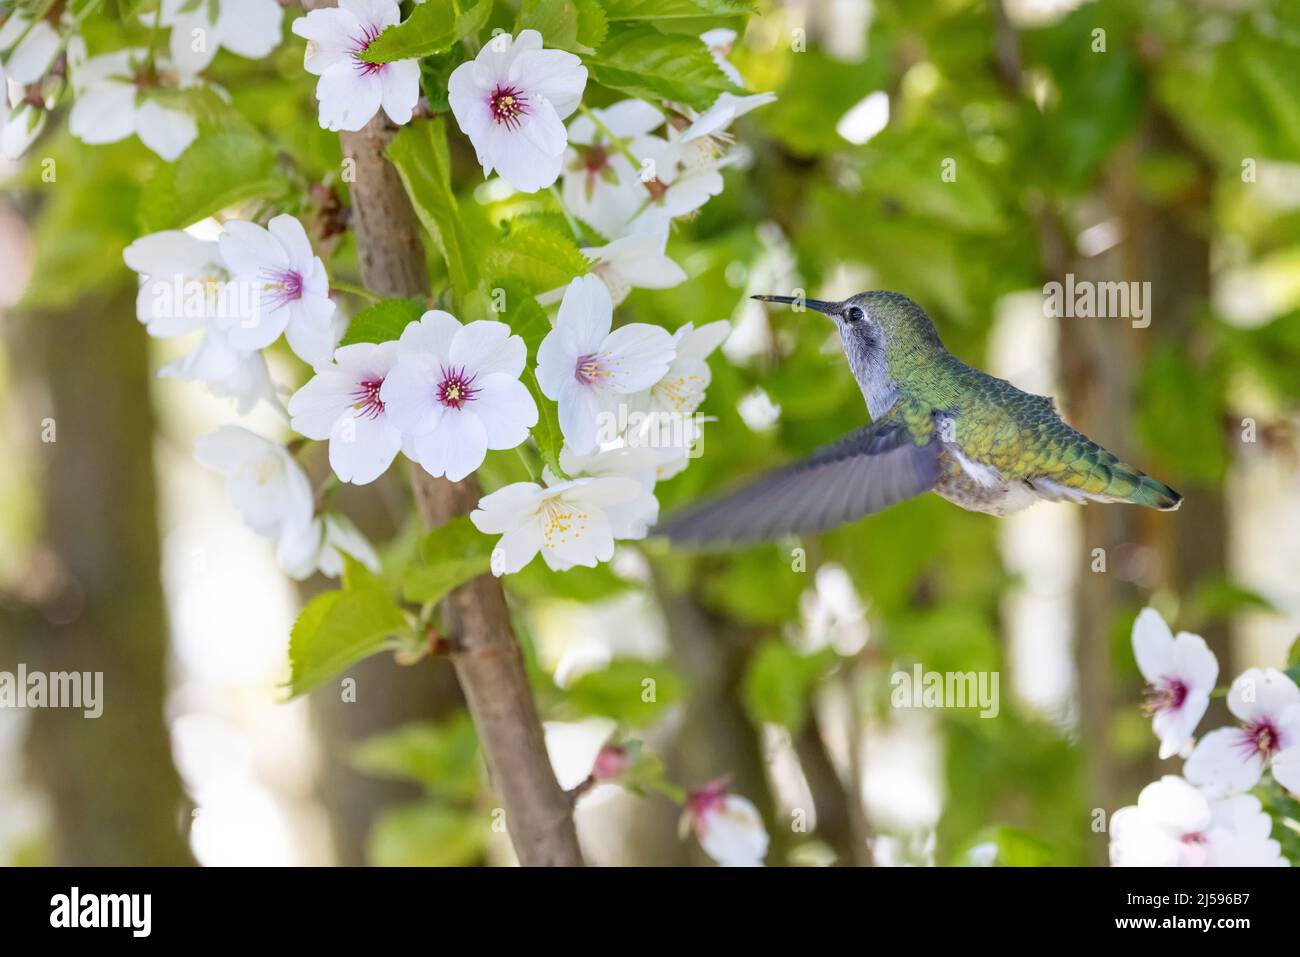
[1185, 727, 1265, 797]
[292, 0, 417, 131]
[471, 375, 538, 448]
[383, 313, 535, 481]
[447, 29, 587, 193]
[411, 410, 489, 482]
[288, 341, 402, 484]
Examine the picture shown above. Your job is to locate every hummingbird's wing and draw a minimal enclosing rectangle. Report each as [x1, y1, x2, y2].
[656, 418, 942, 545]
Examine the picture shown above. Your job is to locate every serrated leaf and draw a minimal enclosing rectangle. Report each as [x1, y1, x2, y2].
[741, 642, 836, 732]
[362, 0, 492, 64]
[563, 658, 685, 727]
[340, 297, 426, 345]
[523, 367, 566, 478]
[585, 26, 745, 111]
[402, 515, 494, 603]
[388, 118, 477, 299]
[368, 803, 488, 866]
[287, 557, 407, 698]
[481, 223, 589, 295]
[600, 0, 753, 20]
[352, 715, 481, 800]
[137, 132, 288, 232]
[516, 0, 606, 53]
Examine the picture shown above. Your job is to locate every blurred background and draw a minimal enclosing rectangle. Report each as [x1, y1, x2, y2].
[2, 0, 1299, 866]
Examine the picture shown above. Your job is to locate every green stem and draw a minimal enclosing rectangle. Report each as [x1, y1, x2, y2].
[515, 445, 539, 483]
[578, 102, 642, 170]
[549, 185, 586, 244]
[330, 280, 379, 302]
[145, 0, 164, 71]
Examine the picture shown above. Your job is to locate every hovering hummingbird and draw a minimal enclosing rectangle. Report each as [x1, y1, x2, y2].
[658, 291, 1180, 544]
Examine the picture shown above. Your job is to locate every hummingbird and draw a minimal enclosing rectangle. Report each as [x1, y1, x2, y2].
[658, 291, 1181, 544]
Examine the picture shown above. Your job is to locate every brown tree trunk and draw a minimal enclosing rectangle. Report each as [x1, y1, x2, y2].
[339, 114, 583, 866]
[11, 287, 191, 865]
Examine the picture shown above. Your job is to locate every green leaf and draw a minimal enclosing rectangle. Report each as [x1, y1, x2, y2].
[1289, 636, 1300, 669]
[741, 642, 837, 732]
[287, 557, 407, 698]
[340, 297, 426, 345]
[368, 803, 488, 866]
[402, 515, 494, 603]
[481, 223, 590, 296]
[137, 133, 288, 233]
[563, 658, 685, 726]
[585, 26, 745, 111]
[352, 715, 481, 800]
[387, 118, 477, 299]
[362, 0, 493, 64]
[516, 0, 607, 53]
[957, 825, 1054, 867]
[600, 0, 753, 21]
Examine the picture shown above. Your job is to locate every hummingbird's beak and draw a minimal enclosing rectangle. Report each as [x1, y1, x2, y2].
[751, 294, 840, 316]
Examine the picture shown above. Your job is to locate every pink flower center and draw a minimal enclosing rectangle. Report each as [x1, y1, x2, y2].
[574, 353, 605, 386]
[685, 777, 731, 826]
[260, 268, 304, 310]
[1241, 719, 1281, 759]
[352, 377, 385, 419]
[350, 24, 384, 76]
[1143, 676, 1188, 715]
[489, 85, 530, 131]
[437, 366, 479, 410]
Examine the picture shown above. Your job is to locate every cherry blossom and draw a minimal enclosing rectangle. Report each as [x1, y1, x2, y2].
[582, 226, 687, 305]
[554, 444, 662, 541]
[1184, 667, 1300, 797]
[561, 99, 663, 238]
[628, 319, 730, 427]
[123, 230, 275, 413]
[160, 0, 283, 75]
[535, 276, 676, 455]
[194, 426, 313, 544]
[448, 29, 587, 193]
[1109, 775, 1286, 867]
[1131, 607, 1218, 760]
[700, 28, 743, 87]
[681, 778, 769, 867]
[625, 132, 726, 233]
[469, 475, 645, 575]
[276, 512, 380, 580]
[0, 12, 61, 85]
[2, 100, 47, 159]
[218, 214, 339, 366]
[291, 0, 420, 132]
[380, 311, 537, 482]
[623, 93, 774, 234]
[288, 341, 404, 485]
[67, 47, 199, 161]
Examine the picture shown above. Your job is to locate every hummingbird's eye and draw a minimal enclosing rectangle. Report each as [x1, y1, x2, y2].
[846, 306, 865, 322]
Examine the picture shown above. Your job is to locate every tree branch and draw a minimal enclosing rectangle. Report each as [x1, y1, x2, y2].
[339, 113, 584, 866]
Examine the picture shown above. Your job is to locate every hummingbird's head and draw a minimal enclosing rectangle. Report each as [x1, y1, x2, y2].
[751, 290, 943, 361]
[751, 291, 945, 417]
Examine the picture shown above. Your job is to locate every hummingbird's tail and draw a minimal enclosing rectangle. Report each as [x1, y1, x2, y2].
[1048, 444, 1182, 511]
[1126, 474, 1183, 511]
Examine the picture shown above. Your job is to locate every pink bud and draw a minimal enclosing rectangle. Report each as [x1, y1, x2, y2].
[592, 744, 630, 781]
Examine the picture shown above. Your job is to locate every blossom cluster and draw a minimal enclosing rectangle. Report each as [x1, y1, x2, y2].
[93, 10, 771, 582]
[1109, 608, 1298, 867]
[1, 0, 284, 161]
